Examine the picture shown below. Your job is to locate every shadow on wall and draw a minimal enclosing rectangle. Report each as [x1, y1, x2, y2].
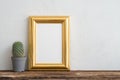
[4, 46, 13, 70]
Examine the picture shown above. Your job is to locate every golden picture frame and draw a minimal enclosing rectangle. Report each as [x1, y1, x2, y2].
[28, 16, 70, 70]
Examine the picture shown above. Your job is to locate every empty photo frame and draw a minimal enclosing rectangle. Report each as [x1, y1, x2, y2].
[29, 16, 70, 70]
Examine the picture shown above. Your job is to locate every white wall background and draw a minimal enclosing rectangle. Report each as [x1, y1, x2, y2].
[0, 0, 120, 70]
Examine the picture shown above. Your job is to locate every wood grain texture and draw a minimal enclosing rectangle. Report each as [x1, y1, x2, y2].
[0, 71, 120, 80]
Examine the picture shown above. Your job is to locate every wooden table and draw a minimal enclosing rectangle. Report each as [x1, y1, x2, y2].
[0, 71, 120, 80]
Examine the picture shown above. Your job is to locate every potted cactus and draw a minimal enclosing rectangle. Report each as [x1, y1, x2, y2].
[11, 41, 26, 72]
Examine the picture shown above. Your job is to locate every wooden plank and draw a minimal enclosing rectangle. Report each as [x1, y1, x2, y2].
[0, 71, 120, 80]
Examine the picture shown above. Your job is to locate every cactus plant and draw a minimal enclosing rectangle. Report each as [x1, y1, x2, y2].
[12, 41, 24, 57]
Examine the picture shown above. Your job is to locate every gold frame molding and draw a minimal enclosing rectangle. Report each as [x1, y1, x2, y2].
[29, 16, 70, 70]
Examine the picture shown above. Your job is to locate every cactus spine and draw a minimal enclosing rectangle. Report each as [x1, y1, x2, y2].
[12, 41, 24, 57]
